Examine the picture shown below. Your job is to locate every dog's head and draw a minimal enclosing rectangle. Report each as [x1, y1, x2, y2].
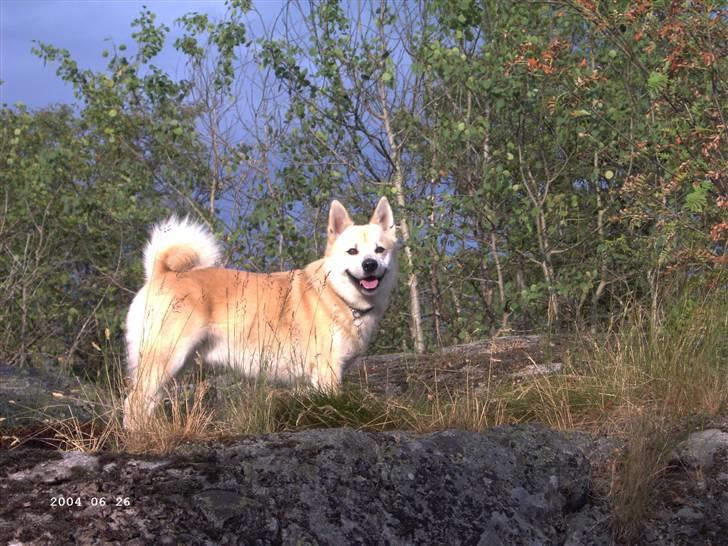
[324, 197, 398, 310]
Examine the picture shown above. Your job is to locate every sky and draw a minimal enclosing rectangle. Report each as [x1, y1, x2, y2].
[0, 0, 282, 108]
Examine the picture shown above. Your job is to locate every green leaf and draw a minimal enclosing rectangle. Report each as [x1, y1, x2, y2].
[647, 71, 668, 96]
[684, 180, 713, 213]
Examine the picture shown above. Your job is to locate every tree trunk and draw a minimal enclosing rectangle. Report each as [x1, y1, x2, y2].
[590, 104, 609, 331]
[518, 145, 559, 328]
[378, 80, 425, 353]
[490, 231, 509, 331]
[428, 178, 443, 348]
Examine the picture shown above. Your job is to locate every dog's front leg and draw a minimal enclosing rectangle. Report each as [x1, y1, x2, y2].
[309, 359, 343, 393]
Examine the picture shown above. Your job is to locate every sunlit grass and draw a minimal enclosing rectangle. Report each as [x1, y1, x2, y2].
[13, 283, 726, 538]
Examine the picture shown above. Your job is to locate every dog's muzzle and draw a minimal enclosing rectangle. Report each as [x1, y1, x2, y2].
[347, 268, 386, 293]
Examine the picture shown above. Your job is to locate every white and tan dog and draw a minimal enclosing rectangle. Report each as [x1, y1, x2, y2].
[123, 197, 397, 427]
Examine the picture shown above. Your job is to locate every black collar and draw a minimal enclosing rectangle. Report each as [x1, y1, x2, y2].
[351, 306, 374, 319]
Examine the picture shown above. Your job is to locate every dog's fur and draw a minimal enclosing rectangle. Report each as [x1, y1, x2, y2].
[123, 197, 397, 427]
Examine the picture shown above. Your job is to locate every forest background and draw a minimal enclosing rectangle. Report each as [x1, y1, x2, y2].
[1, 0, 725, 374]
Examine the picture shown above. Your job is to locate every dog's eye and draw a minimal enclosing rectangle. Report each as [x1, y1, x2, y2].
[347, 248, 358, 255]
[375, 246, 385, 254]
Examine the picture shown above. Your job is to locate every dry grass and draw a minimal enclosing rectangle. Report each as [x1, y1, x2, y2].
[487, 284, 726, 540]
[597, 288, 726, 540]
[121, 378, 216, 454]
[14, 283, 725, 538]
[27, 284, 726, 441]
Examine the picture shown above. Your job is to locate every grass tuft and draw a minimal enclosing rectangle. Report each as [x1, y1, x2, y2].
[122, 378, 215, 455]
[12, 282, 726, 540]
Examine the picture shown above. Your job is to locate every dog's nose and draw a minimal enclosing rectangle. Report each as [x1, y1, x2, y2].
[362, 258, 378, 274]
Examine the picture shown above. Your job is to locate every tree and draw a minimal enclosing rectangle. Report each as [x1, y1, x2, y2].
[2, 0, 724, 370]
[258, 0, 428, 351]
[0, 6, 231, 369]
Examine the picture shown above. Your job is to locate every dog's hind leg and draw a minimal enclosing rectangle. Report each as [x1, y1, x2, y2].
[123, 315, 205, 429]
[123, 283, 211, 429]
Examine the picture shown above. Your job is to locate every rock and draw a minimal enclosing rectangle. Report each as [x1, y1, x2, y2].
[510, 362, 563, 378]
[674, 429, 728, 469]
[676, 506, 704, 522]
[563, 504, 612, 546]
[0, 364, 95, 431]
[7, 451, 97, 484]
[0, 425, 610, 545]
[640, 425, 728, 545]
[352, 335, 567, 395]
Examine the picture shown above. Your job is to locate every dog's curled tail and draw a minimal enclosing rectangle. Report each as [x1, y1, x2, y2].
[143, 216, 222, 282]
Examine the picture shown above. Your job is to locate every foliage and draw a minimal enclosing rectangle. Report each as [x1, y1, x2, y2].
[0, 6, 215, 369]
[253, 0, 726, 344]
[0, 0, 725, 369]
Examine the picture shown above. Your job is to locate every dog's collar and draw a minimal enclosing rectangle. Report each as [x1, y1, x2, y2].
[351, 306, 374, 319]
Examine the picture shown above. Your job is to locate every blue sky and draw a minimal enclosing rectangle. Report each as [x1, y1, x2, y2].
[0, 0, 282, 108]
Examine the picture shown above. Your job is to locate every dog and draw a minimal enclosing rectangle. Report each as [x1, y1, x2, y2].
[123, 197, 397, 428]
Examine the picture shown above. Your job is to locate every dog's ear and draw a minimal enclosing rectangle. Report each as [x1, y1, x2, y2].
[328, 200, 353, 243]
[369, 196, 395, 233]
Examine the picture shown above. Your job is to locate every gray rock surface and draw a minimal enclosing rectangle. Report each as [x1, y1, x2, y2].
[674, 429, 728, 469]
[3, 363, 727, 544]
[0, 425, 611, 545]
[0, 364, 95, 430]
[642, 423, 728, 546]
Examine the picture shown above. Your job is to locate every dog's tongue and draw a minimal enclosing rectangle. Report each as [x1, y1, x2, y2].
[360, 277, 379, 290]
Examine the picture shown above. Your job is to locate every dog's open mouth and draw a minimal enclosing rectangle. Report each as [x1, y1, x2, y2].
[360, 277, 380, 291]
[347, 270, 386, 293]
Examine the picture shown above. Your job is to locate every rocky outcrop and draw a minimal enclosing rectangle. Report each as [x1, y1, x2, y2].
[0, 425, 611, 545]
[640, 427, 728, 545]
[0, 364, 94, 430]
[3, 364, 726, 544]
[353, 335, 566, 395]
